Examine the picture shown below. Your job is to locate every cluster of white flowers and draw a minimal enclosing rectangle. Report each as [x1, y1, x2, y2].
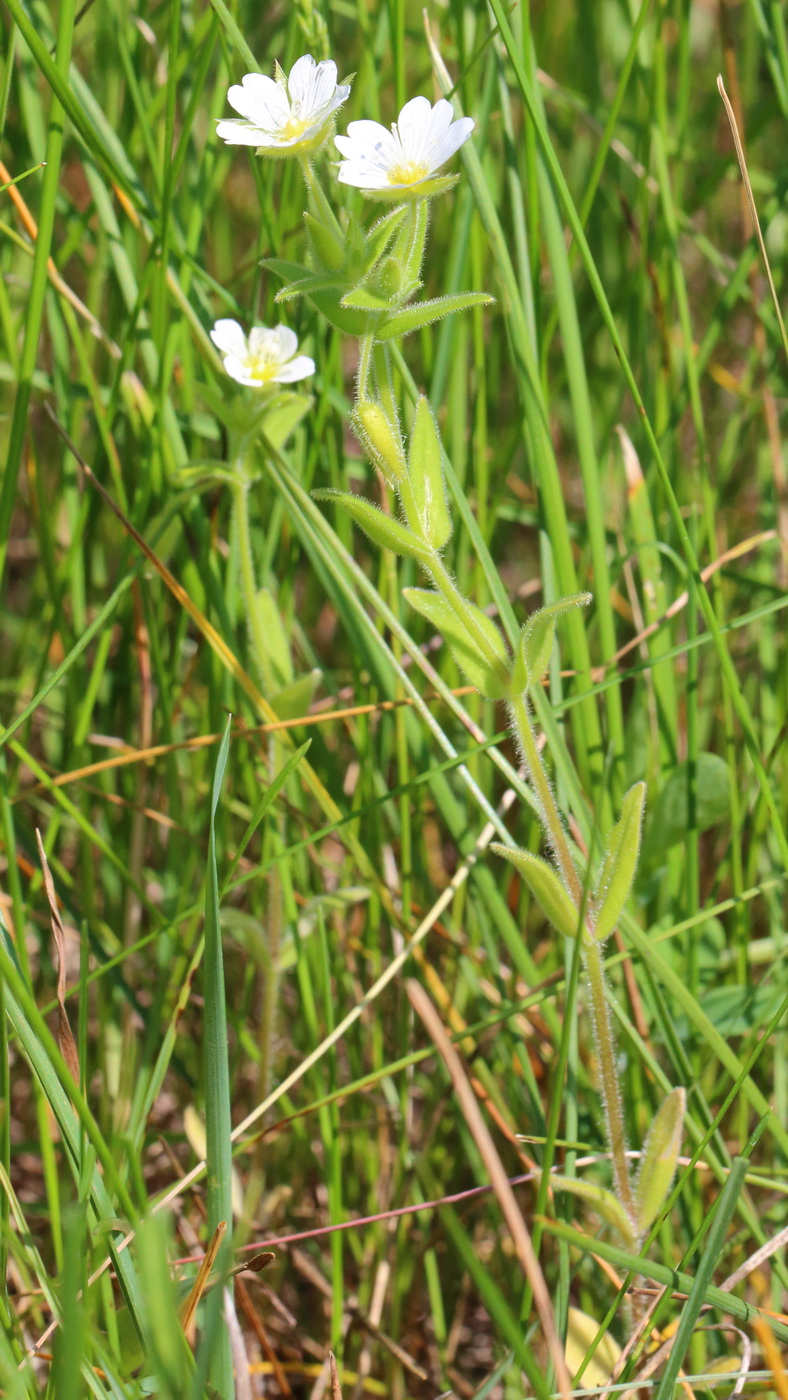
[211, 54, 474, 389]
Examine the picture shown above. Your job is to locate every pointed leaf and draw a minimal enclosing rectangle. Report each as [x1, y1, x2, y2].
[304, 211, 345, 271]
[512, 593, 592, 694]
[253, 589, 292, 687]
[341, 284, 394, 311]
[274, 272, 348, 304]
[261, 391, 312, 450]
[634, 1087, 685, 1236]
[376, 291, 494, 341]
[546, 1173, 637, 1247]
[407, 397, 452, 550]
[313, 490, 430, 562]
[592, 782, 646, 942]
[363, 205, 409, 269]
[271, 669, 321, 722]
[404, 588, 510, 698]
[262, 259, 369, 335]
[491, 844, 581, 941]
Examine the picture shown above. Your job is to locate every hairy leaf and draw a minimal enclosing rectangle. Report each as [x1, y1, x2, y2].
[313, 490, 429, 562]
[407, 396, 451, 550]
[512, 593, 592, 694]
[635, 1087, 685, 1236]
[491, 844, 581, 941]
[404, 588, 510, 698]
[376, 291, 494, 341]
[592, 782, 646, 942]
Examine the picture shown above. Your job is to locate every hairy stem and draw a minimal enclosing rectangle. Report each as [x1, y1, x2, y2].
[509, 691, 580, 902]
[509, 692, 635, 1222]
[584, 937, 636, 1225]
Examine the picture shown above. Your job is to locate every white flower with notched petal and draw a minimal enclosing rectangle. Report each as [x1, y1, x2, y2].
[335, 96, 474, 199]
[216, 55, 350, 156]
[210, 320, 315, 387]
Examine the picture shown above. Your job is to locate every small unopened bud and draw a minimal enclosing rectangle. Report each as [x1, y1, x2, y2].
[354, 401, 407, 485]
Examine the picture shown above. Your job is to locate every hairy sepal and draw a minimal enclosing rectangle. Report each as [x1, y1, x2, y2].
[404, 588, 510, 698]
[354, 401, 407, 486]
[406, 397, 452, 550]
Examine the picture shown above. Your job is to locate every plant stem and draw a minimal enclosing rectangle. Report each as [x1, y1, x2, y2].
[509, 692, 636, 1225]
[299, 155, 343, 238]
[508, 692, 579, 903]
[357, 332, 375, 402]
[231, 454, 283, 1102]
[232, 465, 274, 696]
[584, 937, 636, 1226]
[428, 553, 512, 694]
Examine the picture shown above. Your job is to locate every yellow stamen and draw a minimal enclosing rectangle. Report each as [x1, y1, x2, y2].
[387, 160, 429, 186]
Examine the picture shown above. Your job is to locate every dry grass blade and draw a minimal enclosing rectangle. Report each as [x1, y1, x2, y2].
[35, 828, 80, 1083]
[179, 1219, 227, 1337]
[717, 74, 788, 366]
[406, 979, 572, 1400]
[328, 1351, 343, 1400]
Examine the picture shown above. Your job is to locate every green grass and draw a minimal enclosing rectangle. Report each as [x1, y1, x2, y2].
[2, 0, 788, 1396]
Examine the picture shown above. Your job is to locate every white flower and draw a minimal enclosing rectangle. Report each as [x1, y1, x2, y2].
[335, 96, 474, 197]
[216, 55, 350, 156]
[210, 319, 315, 387]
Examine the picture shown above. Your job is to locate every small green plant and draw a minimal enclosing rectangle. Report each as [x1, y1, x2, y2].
[224, 50, 688, 1257]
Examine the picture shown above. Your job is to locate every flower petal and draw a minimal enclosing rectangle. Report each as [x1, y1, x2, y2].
[210, 319, 248, 358]
[394, 95, 434, 163]
[216, 119, 269, 146]
[271, 354, 315, 383]
[286, 54, 319, 105]
[271, 325, 299, 361]
[228, 73, 287, 125]
[336, 161, 393, 189]
[222, 352, 256, 385]
[429, 114, 475, 168]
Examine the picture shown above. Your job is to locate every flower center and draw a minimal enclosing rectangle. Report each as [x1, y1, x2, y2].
[281, 108, 312, 141]
[246, 351, 279, 383]
[387, 159, 430, 186]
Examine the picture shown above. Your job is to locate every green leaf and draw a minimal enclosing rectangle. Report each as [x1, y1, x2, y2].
[253, 589, 292, 687]
[304, 211, 345, 271]
[403, 588, 510, 698]
[491, 844, 581, 941]
[203, 718, 234, 1400]
[512, 593, 592, 694]
[313, 491, 430, 562]
[362, 205, 409, 269]
[271, 670, 321, 722]
[340, 284, 394, 311]
[592, 782, 646, 942]
[263, 259, 370, 335]
[407, 397, 452, 550]
[136, 1214, 190, 1400]
[376, 291, 494, 341]
[273, 272, 348, 304]
[533, 1170, 637, 1247]
[646, 753, 731, 854]
[261, 392, 312, 450]
[634, 1087, 685, 1236]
